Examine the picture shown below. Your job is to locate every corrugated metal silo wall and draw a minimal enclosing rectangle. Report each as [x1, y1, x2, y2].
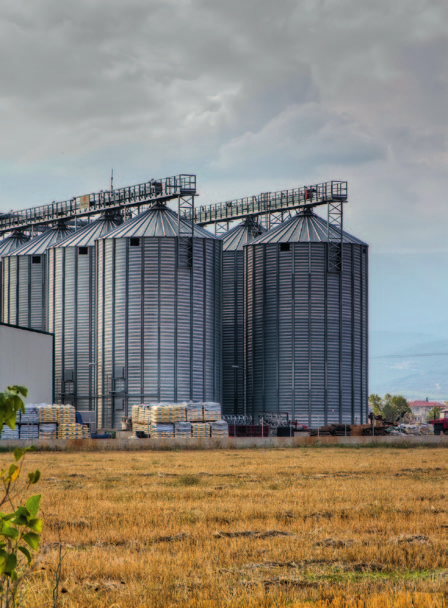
[222, 249, 244, 415]
[96, 236, 222, 429]
[244, 242, 368, 425]
[0, 260, 3, 321]
[1, 258, 11, 325]
[47, 247, 95, 410]
[1, 254, 47, 331]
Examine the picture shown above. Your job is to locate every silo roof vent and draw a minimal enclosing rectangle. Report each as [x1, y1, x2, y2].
[99, 203, 218, 240]
[6, 225, 74, 256]
[251, 209, 367, 245]
[222, 217, 266, 251]
[51, 215, 123, 248]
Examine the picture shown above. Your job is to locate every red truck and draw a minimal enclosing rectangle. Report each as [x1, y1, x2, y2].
[429, 409, 448, 435]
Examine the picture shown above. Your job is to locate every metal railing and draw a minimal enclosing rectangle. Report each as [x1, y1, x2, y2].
[190, 180, 347, 226]
[0, 174, 196, 234]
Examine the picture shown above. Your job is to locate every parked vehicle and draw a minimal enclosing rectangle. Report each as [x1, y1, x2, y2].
[429, 409, 448, 435]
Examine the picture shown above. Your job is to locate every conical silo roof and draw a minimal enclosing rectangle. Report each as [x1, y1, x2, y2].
[7, 225, 74, 256]
[0, 232, 30, 258]
[222, 217, 266, 251]
[51, 214, 123, 248]
[251, 209, 367, 245]
[100, 203, 218, 240]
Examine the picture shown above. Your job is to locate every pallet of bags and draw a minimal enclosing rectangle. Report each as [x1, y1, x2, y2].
[39, 423, 58, 440]
[21, 406, 39, 424]
[175, 422, 192, 438]
[58, 405, 76, 425]
[186, 402, 203, 422]
[131, 405, 140, 424]
[139, 405, 152, 426]
[150, 404, 185, 424]
[1, 426, 19, 440]
[19, 425, 39, 440]
[176, 402, 189, 421]
[131, 405, 151, 434]
[210, 420, 228, 438]
[58, 423, 89, 439]
[133, 422, 151, 435]
[203, 402, 221, 422]
[38, 405, 60, 423]
[191, 423, 210, 438]
[150, 423, 174, 438]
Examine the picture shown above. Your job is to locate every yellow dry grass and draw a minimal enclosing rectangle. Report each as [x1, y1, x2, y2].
[6, 446, 448, 607]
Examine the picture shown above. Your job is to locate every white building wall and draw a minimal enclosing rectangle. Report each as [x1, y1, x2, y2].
[0, 323, 53, 404]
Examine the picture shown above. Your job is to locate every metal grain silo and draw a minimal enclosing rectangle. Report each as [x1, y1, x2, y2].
[244, 209, 368, 426]
[47, 213, 123, 411]
[96, 202, 222, 429]
[0, 232, 30, 320]
[1, 224, 73, 331]
[221, 217, 265, 416]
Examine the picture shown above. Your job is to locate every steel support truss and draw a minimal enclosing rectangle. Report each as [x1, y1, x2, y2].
[0, 174, 197, 235]
[327, 199, 343, 273]
[195, 181, 347, 227]
[215, 221, 230, 235]
[245, 215, 265, 238]
[266, 210, 293, 230]
[178, 193, 195, 267]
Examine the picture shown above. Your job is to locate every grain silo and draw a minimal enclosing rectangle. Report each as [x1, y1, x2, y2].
[0, 232, 30, 320]
[47, 213, 123, 411]
[244, 208, 368, 426]
[1, 224, 73, 331]
[96, 202, 222, 429]
[221, 217, 265, 416]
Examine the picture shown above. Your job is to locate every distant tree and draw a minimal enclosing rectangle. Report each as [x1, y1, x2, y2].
[368, 394, 382, 415]
[382, 395, 411, 422]
[427, 406, 442, 422]
[369, 394, 411, 422]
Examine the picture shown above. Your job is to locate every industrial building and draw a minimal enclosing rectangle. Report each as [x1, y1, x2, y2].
[0, 231, 30, 320]
[221, 217, 265, 416]
[95, 203, 222, 429]
[244, 209, 368, 425]
[1, 224, 73, 331]
[47, 212, 123, 411]
[0, 175, 368, 428]
[0, 322, 54, 405]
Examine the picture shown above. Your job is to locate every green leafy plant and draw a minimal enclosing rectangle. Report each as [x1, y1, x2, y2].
[369, 393, 411, 422]
[0, 386, 42, 608]
[0, 387, 27, 437]
[427, 406, 442, 422]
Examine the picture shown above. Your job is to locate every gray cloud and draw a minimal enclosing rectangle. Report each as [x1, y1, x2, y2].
[0, 0, 448, 255]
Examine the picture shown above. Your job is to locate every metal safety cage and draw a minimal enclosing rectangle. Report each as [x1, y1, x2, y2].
[327, 195, 344, 273]
[178, 193, 195, 268]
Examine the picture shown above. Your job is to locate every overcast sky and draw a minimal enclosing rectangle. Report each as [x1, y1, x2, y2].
[1, 0, 448, 337]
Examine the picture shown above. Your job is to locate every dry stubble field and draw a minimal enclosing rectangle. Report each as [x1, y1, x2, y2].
[8, 446, 448, 607]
